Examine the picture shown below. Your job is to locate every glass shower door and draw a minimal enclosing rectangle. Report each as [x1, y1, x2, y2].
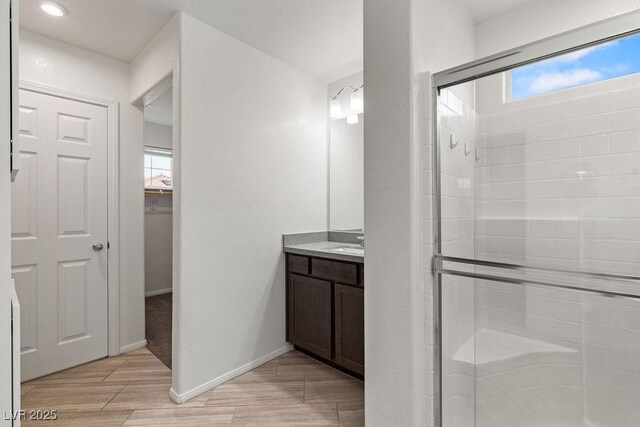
[433, 18, 640, 427]
[438, 265, 640, 426]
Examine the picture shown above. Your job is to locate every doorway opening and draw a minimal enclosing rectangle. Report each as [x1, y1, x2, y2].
[143, 85, 174, 368]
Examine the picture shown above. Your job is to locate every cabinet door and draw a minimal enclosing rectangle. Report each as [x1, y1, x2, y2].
[289, 274, 332, 360]
[335, 284, 364, 375]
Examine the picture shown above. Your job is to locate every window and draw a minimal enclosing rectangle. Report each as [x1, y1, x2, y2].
[144, 147, 172, 190]
[510, 32, 640, 100]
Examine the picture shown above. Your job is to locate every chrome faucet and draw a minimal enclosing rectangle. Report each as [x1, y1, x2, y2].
[357, 236, 364, 248]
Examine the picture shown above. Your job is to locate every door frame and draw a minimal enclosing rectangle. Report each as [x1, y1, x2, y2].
[19, 81, 121, 357]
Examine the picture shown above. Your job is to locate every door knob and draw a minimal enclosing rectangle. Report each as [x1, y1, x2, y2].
[92, 242, 104, 251]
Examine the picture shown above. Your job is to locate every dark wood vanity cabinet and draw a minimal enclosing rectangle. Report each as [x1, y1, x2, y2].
[334, 284, 364, 374]
[288, 274, 332, 360]
[286, 253, 364, 378]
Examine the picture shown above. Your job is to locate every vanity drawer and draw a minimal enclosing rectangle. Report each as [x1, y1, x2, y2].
[311, 258, 358, 285]
[288, 254, 309, 275]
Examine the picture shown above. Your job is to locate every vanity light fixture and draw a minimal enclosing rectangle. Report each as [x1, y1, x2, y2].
[40, 1, 68, 17]
[350, 89, 364, 114]
[329, 99, 343, 119]
[329, 83, 364, 123]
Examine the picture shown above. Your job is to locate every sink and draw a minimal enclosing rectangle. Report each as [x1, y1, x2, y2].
[331, 246, 364, 255]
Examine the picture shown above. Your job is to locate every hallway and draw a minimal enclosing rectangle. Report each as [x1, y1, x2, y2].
[20, 348, 364, 426]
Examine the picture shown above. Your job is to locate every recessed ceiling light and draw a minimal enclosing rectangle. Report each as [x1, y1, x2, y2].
[39, 1, 68, 17]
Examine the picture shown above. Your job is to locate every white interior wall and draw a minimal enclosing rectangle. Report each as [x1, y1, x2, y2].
[0, 0, 12, 423]
[363, 1, 418, 424]
[172, 12, 328, 400]
[144, 122, 173, 296]
[476, 0, 640, 57]
[413, 0, 476, 74]
[18, 30, 146, 352]
[145, 121, 172, 150]
[130, 14, 179, 103]
[144, 199, 173, 296]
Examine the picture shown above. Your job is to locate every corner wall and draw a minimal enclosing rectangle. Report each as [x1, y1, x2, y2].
[364, 0, 422, 424]
[172, 13, 328, 399]
[363, 0, 475, 425]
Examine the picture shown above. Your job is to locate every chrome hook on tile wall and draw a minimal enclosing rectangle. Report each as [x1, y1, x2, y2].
[475, 147, 481, 161]
[464, 141, 471, 156]
[449, 134, 458, 149]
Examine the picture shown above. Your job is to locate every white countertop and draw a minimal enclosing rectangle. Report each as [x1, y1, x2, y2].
[284, 241, 364, 263]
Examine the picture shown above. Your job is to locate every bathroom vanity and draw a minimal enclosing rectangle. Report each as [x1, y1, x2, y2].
[282, 92, 366, 379]
[283, 232, 364, 379]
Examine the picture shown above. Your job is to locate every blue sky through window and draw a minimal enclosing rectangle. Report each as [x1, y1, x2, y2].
[511, 32, 640, 99]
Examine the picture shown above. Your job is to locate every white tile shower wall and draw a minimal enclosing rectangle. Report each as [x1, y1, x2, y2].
[439, 78, 585, 425]
[476, 72, 640, 276]
[473, 70, 640, 425]
[437, 84, 477, 426]
[583, 293, 640, 426]
[473, 280, 585, 425]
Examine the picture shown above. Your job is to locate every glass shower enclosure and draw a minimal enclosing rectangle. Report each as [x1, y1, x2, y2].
[433, 11, 640, 427]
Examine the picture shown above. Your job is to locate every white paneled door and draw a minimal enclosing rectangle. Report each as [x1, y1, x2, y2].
[11, 89, 109, 381]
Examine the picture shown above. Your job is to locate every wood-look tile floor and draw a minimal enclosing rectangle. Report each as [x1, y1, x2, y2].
[21, 347, 364, 426]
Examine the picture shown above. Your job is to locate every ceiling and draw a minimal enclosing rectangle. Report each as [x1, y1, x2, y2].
[20, 0, 363, 83]
[463, 0, 536, 23]
[20, 0, 175, 64]
[145, 90, 173, 126]
[20, 0, 539, 81]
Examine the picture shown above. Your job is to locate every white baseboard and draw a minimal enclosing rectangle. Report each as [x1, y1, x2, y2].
[169, 344, 293, 404]
[119, 339, 148, 354]
[145, 288, 173, 297]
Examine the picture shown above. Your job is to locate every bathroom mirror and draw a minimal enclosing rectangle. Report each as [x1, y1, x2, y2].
[329, 114, 364, 231]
